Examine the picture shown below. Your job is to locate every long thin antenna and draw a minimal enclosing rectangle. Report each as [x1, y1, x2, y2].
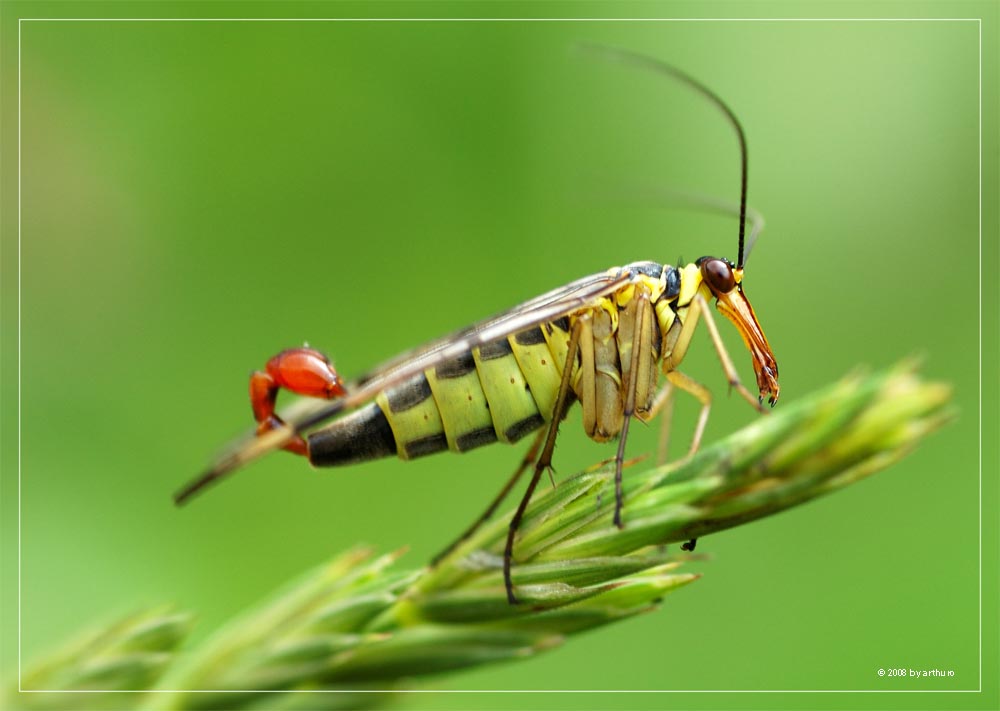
[579, 44, 751, 269]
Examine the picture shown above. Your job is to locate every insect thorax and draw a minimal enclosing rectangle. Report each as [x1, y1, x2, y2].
[599, 261, 708, 353]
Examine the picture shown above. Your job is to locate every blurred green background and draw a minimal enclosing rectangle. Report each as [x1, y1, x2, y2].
[2, 5, 997, 710]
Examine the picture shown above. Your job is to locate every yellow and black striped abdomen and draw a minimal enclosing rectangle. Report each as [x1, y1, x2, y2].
[307, 323, 572, 466]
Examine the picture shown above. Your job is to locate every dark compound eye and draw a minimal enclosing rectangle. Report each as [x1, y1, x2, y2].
[701, 258, 736, 294]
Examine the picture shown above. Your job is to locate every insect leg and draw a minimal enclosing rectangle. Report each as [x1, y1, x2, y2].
[694, 293, 766, 412]
[665, 369, 712, 455]
[659, 296, 716, 456]
[647, 378, 699, 553]
[504, 317, 585, 604]
[430, 428, 546, 566]
[657, 289, 763, 458]
[577, 316, 598, 437]
[613, 291, 652, 528]
[649, 381, 675, 465]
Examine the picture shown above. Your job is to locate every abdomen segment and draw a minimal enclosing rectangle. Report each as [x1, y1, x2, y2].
[307, 325, 571, 466]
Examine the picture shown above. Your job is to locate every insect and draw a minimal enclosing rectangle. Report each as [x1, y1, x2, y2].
[175, 48, 780, 604]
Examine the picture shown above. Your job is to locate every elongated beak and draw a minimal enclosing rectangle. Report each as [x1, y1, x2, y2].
[715, 286, 780, 406]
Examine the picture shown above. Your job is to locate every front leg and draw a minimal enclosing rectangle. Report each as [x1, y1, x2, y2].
[651, 292, 763, 463]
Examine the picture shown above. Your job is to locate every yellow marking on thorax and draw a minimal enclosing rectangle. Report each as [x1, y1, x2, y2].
[615, 274, 667, 308]
[654, 299, 676, 335]
[676, 263, 703, 308]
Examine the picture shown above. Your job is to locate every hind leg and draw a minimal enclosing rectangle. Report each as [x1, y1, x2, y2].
[431, 428, 546, 566]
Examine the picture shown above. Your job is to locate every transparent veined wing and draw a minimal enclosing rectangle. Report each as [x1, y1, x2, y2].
[182, 268, 635, 500]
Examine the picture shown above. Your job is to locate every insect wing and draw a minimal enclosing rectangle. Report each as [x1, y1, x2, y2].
[289, 269, 633, 429]
[182, 269, 633, 501]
